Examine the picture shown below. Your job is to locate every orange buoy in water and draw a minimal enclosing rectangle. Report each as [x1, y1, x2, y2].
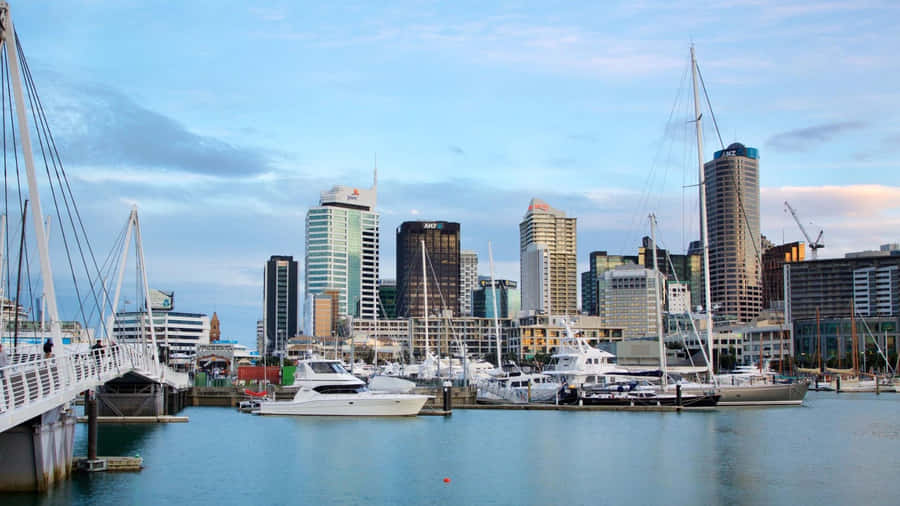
[443, 478, 451, 483]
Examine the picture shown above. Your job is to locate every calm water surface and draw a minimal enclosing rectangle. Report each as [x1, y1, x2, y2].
[4, 391, 899, 505]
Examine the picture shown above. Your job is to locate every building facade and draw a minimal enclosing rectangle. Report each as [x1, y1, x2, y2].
[519, 198, 577, 315]
[704, 142, 762, 323]
[377, 279, 397, 319]
[581, 251, 638, 316]
[472, 278, 520, 319]
[305, 180, 379, 320]
[761, 241, 804, 310]
[459, 250, 478, 316]
[396, 221, 461, 318]
[263, 255, 299, 356]
[597, 264, 665, 338]
[521, 243, 550, 313]
[112, 311, 211, 363]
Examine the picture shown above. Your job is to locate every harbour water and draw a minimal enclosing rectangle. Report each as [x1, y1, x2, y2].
[4, 392, 899, 505]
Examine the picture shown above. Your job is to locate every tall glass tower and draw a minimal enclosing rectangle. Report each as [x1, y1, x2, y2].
[704, 142, 761, 323]
[305, 176, 379, 321]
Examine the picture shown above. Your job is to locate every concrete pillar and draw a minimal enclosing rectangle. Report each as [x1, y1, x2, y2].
[0, 405, 75, 492]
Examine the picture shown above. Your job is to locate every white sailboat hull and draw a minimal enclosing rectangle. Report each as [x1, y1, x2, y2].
[258, 392, 429, 416]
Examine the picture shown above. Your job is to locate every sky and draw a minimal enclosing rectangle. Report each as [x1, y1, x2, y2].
[6, 1, 900, 348]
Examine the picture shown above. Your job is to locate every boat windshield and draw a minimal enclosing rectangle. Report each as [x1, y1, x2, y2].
[308, 362, 348, 374]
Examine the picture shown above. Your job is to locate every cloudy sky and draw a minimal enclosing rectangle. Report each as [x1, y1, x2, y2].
[8, 1, 900, 347]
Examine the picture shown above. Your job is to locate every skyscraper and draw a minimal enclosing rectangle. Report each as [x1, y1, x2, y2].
[473, 278, 520, 319]
[305, 175, 379, 320]
[263, 255, 298, 356]
[459, 250, 478, 316]
[521, 243, 550, 313]
[519, 198, 577, 315]
[704, 143, 762, 323]
[396, 221, 460, 318]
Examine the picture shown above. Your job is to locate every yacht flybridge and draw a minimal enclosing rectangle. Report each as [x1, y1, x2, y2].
[257, 359, 430, 416]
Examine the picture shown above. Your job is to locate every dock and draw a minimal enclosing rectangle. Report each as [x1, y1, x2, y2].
[76, 415, 189, 424]
[74, 456, 143, 473]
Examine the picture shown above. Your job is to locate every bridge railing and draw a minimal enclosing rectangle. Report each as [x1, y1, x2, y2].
[0, 343, 159, 415]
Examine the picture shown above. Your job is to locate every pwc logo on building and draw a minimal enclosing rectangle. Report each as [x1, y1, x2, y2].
[347, 188, 360, 201]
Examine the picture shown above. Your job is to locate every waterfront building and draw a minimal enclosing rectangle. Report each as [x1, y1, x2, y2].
[510, 314, 624, 359]
[263, 255, 299, 356]
[209, 312, 220, 342]
[459, 250, 478, 316]
[761, 241, 804, 310]
[521, 243, 550, 313]
[395, 221, 461, 318]
[377, 279, 397, 318]
[597, 264, 665, 338]
[305, 177, 379, 320]
[519, 198, 577, 316]
[472, 278, 520, 319]
[704, 142, 762, 323]
[113, 310, 210, 366]
[730, 312, 793, 367]
[581, 251, 638, 316]
[786, 254, 900, 366]
[311, 294, 334, 339]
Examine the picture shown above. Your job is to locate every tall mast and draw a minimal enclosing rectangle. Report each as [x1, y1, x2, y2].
[421, 239, 429, 357]
[650, 214, 667, 387]
[691, 45, 715, 379]
[488, 241, 502, 369]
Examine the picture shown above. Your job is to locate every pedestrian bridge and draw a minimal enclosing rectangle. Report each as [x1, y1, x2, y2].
[0, 344, 190, 434]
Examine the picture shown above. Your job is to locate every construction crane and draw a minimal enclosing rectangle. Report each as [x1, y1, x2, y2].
[784, 201, 824, 260]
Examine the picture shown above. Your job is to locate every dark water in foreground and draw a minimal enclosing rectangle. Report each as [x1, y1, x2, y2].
[3, 392, 900, 505]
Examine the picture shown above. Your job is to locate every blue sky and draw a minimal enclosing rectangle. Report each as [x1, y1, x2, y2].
[9, 1, 900, 347]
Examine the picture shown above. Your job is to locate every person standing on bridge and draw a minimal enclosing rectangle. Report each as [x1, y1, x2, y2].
[91, 339, 104, 378]
[43, 338, 53, 359]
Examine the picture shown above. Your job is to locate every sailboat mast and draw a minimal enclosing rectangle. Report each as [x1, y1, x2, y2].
[421, 239, 429, 358]
[691, 45, 715, 379]
[488, 241, 502, 369]
[650, 214, 667, 387]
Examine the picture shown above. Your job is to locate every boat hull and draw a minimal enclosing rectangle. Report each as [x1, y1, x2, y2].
[581, 393, 720, 407]
[706, 382, 809, 406]
[257, 393, 429, 416]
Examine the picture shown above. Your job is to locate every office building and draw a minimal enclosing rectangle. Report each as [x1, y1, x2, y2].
[597, 264, 665, 338]
[638, 237, 702, 310]
[581, 251, 638, 316]
[263, 255, 299, 356]
[459, 250, 478, 316]
[378, 279, 397, 319]
[761, 241, 804, 309]
[472, 278, 520, 319]
[113, 290, 210, 366]
[396, 221, 461, 318]
[519, 198, 577, 315]
[305, 176, 379, 320]
[704, 142, 762, 323]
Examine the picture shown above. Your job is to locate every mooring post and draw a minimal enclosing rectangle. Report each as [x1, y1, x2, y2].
[836, 376, 841, 393]
[86, 391, 98, 462]
[442, 380, 452, 412]
[676, 384, 682, 407]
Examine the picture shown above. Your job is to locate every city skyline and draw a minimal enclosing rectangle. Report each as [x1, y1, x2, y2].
[11, 1, 900, 347]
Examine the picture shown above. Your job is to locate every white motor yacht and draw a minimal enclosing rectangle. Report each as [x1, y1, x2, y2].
[257, 359, 430, 416]
[476, 363, 563, 404]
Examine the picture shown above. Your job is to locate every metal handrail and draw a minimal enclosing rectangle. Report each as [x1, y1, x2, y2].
[0, 342, 182, 431]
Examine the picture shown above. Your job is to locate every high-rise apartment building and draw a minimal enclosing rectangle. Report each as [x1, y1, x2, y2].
[263, 255, 299, 356]
[459, 250, 478, 316]
[581, 251, 638, 315]
[519, 198, 577, 315]
[396, 221, 461, 318]
[305, 176, 379, 320]
[704, 142, 762, 323]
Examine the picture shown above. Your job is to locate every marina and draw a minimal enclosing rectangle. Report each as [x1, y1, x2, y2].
[3, 391, 898, 505]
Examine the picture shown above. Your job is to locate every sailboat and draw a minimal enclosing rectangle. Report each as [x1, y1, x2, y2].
[673, 46, 808, 406]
